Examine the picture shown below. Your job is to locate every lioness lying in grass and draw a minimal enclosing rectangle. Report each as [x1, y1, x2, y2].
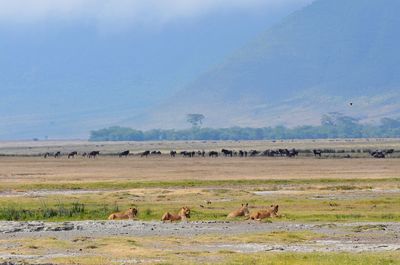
[227, 203, 250, 218]
[248, 205, 279, 221]
[161, 207, 191, 222]
[108, 207, 138, 220]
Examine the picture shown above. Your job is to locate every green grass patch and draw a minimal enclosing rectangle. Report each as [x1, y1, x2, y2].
[0, 201, 119, 221]
[206, 231, 324, 244]
[222, 252, 400, 265]
[1, 184, 400, 222]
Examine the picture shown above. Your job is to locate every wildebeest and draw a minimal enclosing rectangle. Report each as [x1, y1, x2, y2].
[287, 149, 298, 157]
[370, 150, 385, 158]
[82, 152, 87, 157]
[54, 151, 61, 158]
[170, 151, 177, 157]
[260, 150, 272, 157]
[221, 149, 233, 157]
[249, 150, 259, 157]
[313, 149, 322, 157]
[119, 150, 130, 158]
[88, 151, 100, 158]
[44, 152, 51, 158]
[385, 149, 394, 156]
[151, 151, 162, 156]
[68, 151, 78, 159]
[141, 150, 150, 157]
[260, 150, 278, 157]
[209, 151, 218, 158]
[278, 149, 287, 156]
[181, 151, 195, 157]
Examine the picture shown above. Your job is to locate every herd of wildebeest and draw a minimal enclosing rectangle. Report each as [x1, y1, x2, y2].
[42, 148, 396, 159]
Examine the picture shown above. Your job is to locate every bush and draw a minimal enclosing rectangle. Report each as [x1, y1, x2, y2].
[89, 116, 400, 141]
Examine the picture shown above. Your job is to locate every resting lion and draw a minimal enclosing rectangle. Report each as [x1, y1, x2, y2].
[108, 207, 138, 220]
[227, 203, 250, 218]
[161, 207, 191, 222]
[248, 205, 279, 221]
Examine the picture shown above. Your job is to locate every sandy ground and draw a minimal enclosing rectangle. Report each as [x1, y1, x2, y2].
[0, 221, 399, 263]
[1, 156, 399, 184]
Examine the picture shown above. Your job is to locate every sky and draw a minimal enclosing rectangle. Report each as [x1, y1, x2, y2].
[0, 0, 312, 28]
[0, 0, 314, 139]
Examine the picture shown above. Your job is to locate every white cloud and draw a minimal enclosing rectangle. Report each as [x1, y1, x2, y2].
[0, 0, 313, 26]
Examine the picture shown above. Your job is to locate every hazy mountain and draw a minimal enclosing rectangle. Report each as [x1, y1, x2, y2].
[0, 5, 304, 140]
[146, 0, 400, 129]
[1, 0, 399, 139]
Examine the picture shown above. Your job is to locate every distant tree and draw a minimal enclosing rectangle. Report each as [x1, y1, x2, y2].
[186, 114, 205, 128]
[89, 114, 400, 142]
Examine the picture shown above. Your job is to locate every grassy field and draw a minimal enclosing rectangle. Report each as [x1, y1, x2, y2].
[46, 253, 400, 265]
[0, 140, 399, 264]
[1, 180, 400, 222]
[0, 151, 399, 222]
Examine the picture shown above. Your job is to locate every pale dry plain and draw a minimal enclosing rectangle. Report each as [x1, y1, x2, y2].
[0, 139, 399, 265]
[0, 155, 399, 185]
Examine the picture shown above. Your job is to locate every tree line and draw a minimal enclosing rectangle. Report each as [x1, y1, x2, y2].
[89, 114, 400, 141]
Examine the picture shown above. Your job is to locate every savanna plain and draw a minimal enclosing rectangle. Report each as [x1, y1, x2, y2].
[0, 139, 399, 265]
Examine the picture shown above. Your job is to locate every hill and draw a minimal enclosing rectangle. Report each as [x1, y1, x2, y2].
[0, 10, 286, 139]
[145, 0, 400, 129]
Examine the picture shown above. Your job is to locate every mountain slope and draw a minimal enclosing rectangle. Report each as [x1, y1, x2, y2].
[0, 9, 290, 140]
[146, 0, 400, 129]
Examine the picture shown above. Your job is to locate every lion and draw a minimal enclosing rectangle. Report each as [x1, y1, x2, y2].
[227, 203, 250, 218]
[161, 207, 191, 222]
[248, 205, 279, 221]
[108, 207, 138, 220]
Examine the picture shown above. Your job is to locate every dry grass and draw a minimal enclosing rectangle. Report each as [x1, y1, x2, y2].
[0, 139, 399, 155]
[0, 142, 399, 222]
[1, 139, 399, 186]
[0, 156, 399, 186]
[0, 140, 400, 264]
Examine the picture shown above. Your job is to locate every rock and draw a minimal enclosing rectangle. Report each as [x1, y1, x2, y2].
[44, 223, 74, 232]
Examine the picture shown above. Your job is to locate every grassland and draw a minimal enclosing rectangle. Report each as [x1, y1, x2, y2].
[0, 138, 399, 155]
[0, 155, 399, 222]
[1, 156, 399, 184]
[1, 181, 400, 222]
[0, 140, 399, 264]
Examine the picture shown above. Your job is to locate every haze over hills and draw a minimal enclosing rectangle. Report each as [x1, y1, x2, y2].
[0, 1, 311, 140]
[1, 0, 400, 139]
[145, 0, 400, 129]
